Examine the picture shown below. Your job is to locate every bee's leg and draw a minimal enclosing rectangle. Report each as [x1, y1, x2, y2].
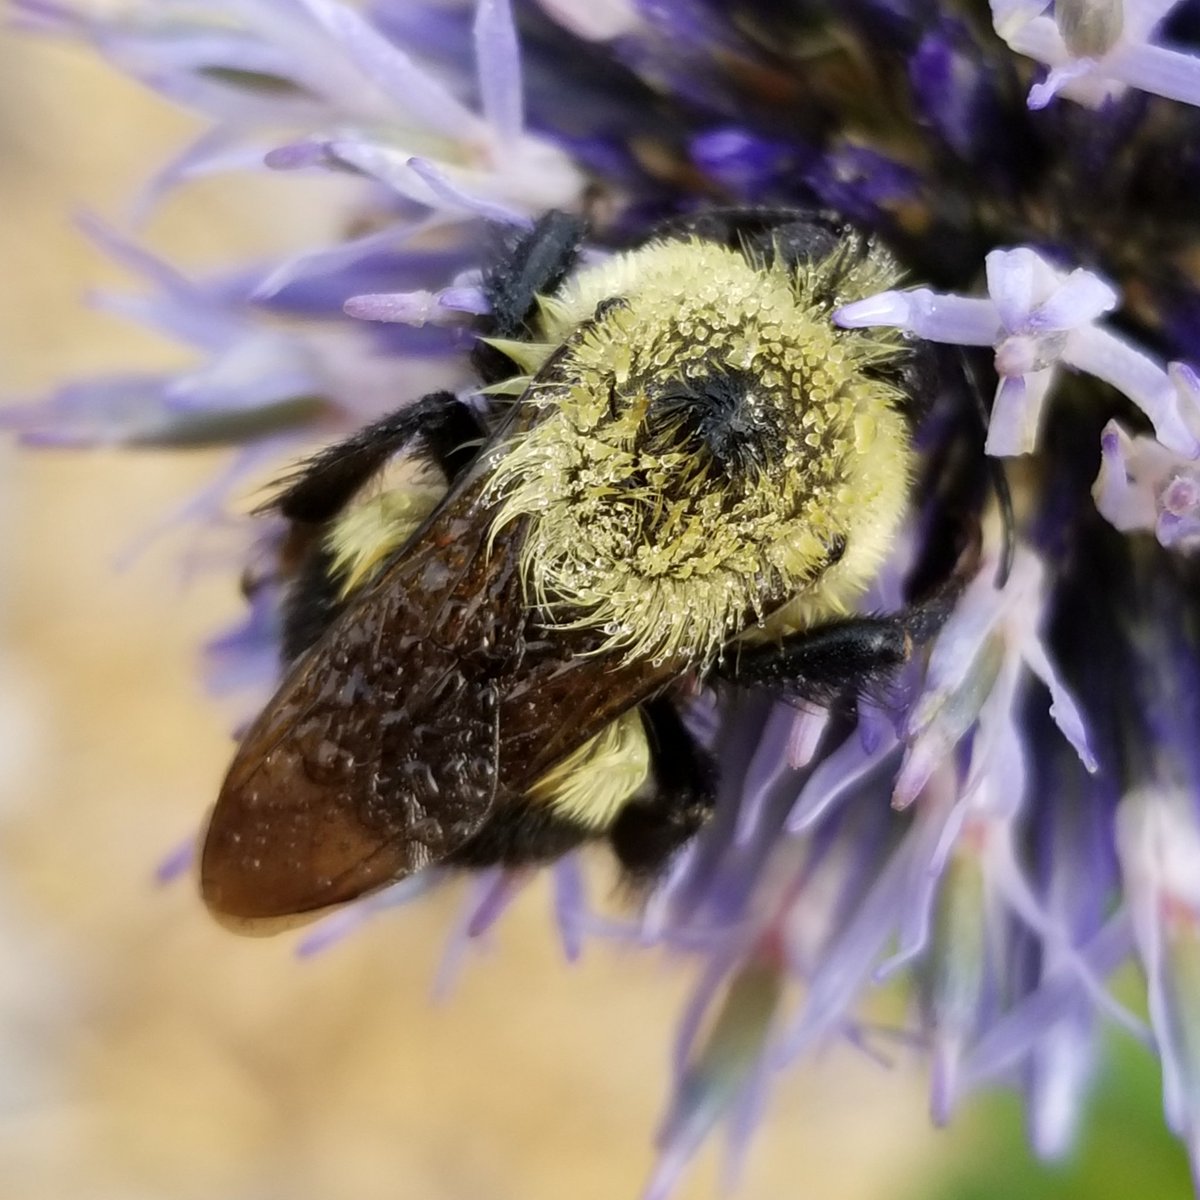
[272, 389, 485, 524]
[724, 618, 914, 704]
[481, 211, 587, 336]
[608, 699, 717, 880]
[719, 594, 956, 705]
[278, 214, 587, 518]
[472, 210, 586, 384]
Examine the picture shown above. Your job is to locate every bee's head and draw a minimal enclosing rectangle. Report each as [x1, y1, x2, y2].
[486, 236, 916, 664]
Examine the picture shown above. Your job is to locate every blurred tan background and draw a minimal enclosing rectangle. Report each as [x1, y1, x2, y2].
[0, 24, 953, 1200]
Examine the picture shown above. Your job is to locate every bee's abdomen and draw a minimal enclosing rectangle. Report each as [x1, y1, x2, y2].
[445, 801, 594, 868]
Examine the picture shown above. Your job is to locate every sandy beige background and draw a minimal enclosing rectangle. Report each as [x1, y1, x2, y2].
[0, 24, 959, 1200]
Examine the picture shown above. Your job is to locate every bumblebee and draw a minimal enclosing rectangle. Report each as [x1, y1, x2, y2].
[201, 208, 959, 931]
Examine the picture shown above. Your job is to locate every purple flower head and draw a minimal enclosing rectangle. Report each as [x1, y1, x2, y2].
[835, 246, 1200, 457]
[1118, 790, 1200, 1181]
[992, 0, 1200, 110]
[1094, 411, 1200, 548]
[19, 0, 1200, 1195]
[895, 547, 1097, 810]
[911, 21, 1006, 160]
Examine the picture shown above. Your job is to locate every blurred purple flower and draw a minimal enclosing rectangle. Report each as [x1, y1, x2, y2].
[1094, 412, 1200, 548]
[992, 0, 1200, 110]
[894, 548, 1097, 811]
[1119, 791, 1200, 1182]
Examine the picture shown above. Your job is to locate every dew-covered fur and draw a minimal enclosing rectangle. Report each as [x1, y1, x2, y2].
[484, 235, 914, 666]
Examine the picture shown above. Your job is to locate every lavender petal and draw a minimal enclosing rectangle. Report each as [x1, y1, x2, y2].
[474, 0, 524, 143]
[296, 0, 484, 138]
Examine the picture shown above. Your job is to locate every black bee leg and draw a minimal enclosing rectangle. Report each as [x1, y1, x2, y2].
[481, 211, 587, 336]
[277, 542, 343, 666]
[609, 699, 718, 881]
[271, 389, 486, 525]
[472, 210, 586, 384]
[724, 618, 912, 704]
[722, 593, 958, 706]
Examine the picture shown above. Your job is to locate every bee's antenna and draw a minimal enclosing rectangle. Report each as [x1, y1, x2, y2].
[957, 349, 1015, 589]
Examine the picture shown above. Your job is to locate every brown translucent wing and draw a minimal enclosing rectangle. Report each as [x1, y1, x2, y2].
[202, 473, 688, 928]
[201, 483, 520, 927]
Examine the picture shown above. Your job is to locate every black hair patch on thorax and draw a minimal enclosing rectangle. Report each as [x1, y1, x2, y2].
[651, 206, 851, 271]
[648, 367, 786, 480]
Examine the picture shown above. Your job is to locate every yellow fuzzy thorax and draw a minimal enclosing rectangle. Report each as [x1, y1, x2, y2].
[484, 236, 914, 666]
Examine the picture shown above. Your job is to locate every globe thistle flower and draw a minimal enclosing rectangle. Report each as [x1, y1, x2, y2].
[14, 0, 1200, 1196]
[994, 0, 1200, 109]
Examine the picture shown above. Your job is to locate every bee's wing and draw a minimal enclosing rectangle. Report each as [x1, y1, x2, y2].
[200, 495, 520, 928]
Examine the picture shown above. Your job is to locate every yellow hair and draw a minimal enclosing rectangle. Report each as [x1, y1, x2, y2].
[528, 709, 651, 828]
[484, 235, 913, 666]
[326, 484, 444, 597]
